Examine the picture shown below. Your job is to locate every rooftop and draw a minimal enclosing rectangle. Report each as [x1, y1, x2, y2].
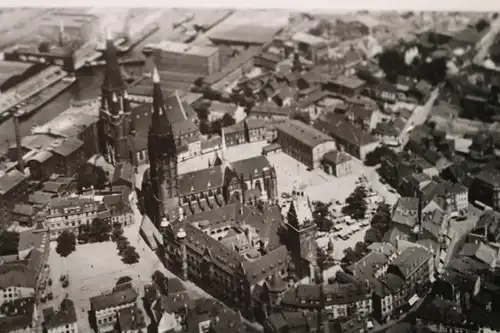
[42, 299, 78, 330]
[333, 75, 366, 90]
[0, 169, 27, 195]
[390, 246, 430, 279]
[277, 119, 334, 149]
[209, 25, 280, 45]
[148, 41, 219, 57]
[89, 283, 138, 311]
[292, 31, 328, 45]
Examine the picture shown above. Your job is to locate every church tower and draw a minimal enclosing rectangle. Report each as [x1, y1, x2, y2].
[98, 28, 134, 165]
[148, 67, 180, 226]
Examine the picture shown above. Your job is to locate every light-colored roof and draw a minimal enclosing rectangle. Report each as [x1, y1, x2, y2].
[148, 41, 219, 57]
[292, 32, 328, 45]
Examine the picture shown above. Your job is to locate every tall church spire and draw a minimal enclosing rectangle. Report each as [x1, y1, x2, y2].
[150, 67, 171, 134]
[101, 27, 125, 95]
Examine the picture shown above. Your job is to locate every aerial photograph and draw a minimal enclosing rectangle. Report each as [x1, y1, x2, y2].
[0, 6, 499, 333]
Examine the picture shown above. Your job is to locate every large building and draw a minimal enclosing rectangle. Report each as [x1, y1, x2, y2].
[150, 41, 221, 77]
[39, 11, 100, 43]
[276, 120, 336, 170]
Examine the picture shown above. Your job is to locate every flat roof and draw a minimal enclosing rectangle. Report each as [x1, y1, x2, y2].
[40, 13, 98, 28]
[148, 41, 219, 57]
[277, 119, 333, 149]
[209, 25, 280, 45]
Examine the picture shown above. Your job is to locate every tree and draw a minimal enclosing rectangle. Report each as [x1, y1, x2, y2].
[342, 186, 368, 220]
[56, 231, 76, 258]
[364, 146, 392, 166]
[317, 247, 328, 270]
[0, 231, 20, 256]
[378, 49, 406, 81]
[117, 238, 130, 254]
[122, 246, 140, 265]
[116, 276, 132, 286]
[342, 247, 359, 265]
[77, 165, 107, 192]
[38, 41, 50, 53]
[364, 228, 383, 244]
[221, 113, 236, 127]
[89, 218, 111, 243]
[354, 241, 368, 255]
[370, 202, 393, 235]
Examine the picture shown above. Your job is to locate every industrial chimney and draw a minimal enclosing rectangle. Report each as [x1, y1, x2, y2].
[13, 111, 24, 173]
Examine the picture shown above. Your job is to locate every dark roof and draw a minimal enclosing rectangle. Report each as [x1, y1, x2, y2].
[43, 299, 77, 329]
[0, 264, 36, 289]
[314, 116, 377, 147]
[51, 137, 83, 157]
[323, 150, 352, 165]
[89, 283, 138, 311]
[117, 306, 146, 332]
[390, 246, 430, 279]
[0, 297, 35, 333]
[277, 120, 334, 149]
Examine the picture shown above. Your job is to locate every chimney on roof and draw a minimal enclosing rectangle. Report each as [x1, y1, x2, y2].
[12, 111, 24, 173]
[58, 20, 65, 47]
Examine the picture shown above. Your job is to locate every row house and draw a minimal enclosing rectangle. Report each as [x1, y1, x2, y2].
[89, 283, 138, 333]
[245, 118, 268, 143]
[248, 104, 291, 121]
[223, 122, 246, 147]
[44, 196, 101, 240]
[470, 170, 500, 211]
[279, 282, 372, 319]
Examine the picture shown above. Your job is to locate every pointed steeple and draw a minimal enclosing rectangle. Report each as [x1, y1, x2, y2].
[102, 26, 125, 94]
[150, 67, 171, 134]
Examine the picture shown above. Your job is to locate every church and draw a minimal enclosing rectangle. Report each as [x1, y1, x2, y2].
[97, 29, 279, 227]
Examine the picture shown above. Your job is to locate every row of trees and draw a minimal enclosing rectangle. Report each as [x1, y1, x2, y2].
[378, 48, 448, 86]
[55, 220, 140, 265]
[364, 202, 393, 244]
[342, 241, 370, 265]
[113, 224, 140, 265]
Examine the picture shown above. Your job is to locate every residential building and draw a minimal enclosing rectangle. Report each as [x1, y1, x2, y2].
[279, 282, 372, 319]
[276, 120, 336, 169]
[116, 307, 147, 333]
[314, 117, 379, 161]
[223, 122, 246, 147]
[254, 51, 281, 70]
[43, 196, 101, 240]
[470, 170, 500, 210]
[291, 32, 329, 63]
[0, 169, 30, 226]
[321, 151, 353, 177]
[102, 194, 134, 226]
[208, 101, 242, 122]
[89, 283, 138, 333]
[345, 104, 380, 131]
[42, 299, 78, 333]
[245, 118, 268, 143]
[0, 264, 36, 305]
[0, 297, 36, 333]
[248, 104, 291, 121]
[326, 75, 366, 97]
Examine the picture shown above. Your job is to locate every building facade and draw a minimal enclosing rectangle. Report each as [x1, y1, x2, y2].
[44, 196, 100, 240]
[276, 120, 336, 169]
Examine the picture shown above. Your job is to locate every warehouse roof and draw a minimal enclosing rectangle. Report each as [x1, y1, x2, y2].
[209, 25, 280, 45]
[148, 41, 219, 57]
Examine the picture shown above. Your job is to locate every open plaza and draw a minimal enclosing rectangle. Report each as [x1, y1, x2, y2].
[41, 203, 209, 332]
